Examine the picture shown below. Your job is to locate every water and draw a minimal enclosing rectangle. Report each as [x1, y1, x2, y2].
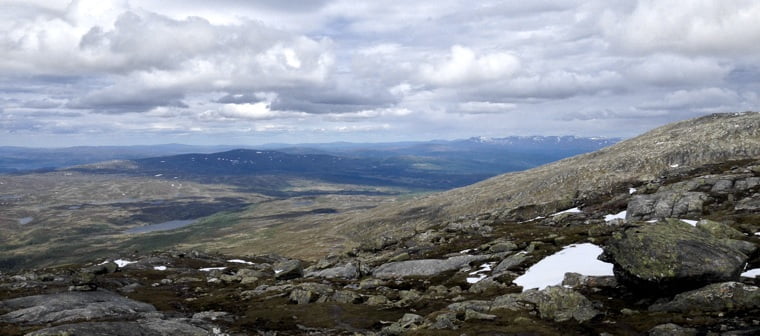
[18, 217, 33, 225]
[124, 219, 197, 234]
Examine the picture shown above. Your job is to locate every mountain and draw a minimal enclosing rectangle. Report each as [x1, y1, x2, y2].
[1, 113, 759, 335]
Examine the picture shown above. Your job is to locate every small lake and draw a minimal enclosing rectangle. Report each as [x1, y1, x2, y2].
[124, 219, 198, 234]
[18, 217, 33, 225]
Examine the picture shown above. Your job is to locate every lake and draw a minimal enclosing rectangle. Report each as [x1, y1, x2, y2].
[124, 219, 197, 234]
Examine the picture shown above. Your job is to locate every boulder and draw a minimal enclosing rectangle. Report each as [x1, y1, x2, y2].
[305, 262, 360, 280]
[627, 191, 707, 221]
[649, 282, 760, 313]
[492, 253, 528, 273]
[0, 290, 156, 325]
[273, 259, 303, 280]
[373, 255, 490, 279]
[519, 286, 599, 323]
[696, 219, 745, 240]
[381, 313, 424, 336]
[562, 272, 618, 289]
[736, 193, 760, 211]
[602, 219, 749, 291]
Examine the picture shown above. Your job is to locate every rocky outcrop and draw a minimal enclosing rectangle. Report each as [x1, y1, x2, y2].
[626, 191, 707, 221]
[602, 219, 749, 291]
[25, 318, 216, 336]
[519, 286, 599, 323]
[0, 290, 155, 325]
[305, 262, 360, 280]
[649, 282, 760, 313]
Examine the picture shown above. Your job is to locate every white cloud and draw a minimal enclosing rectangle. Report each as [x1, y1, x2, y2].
[419, 45, 521, 86]
[602, 0, 760, 55]
[628, 54, 731, 85]
[458, 101, 517, 114]
[639, 87, 741, 111]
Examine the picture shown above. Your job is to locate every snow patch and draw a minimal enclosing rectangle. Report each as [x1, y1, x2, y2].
[604, 211, 626, 222]
[467, 263, 494, 284]
[227, 259, 254, 265]
[679, 219, 698, 226]
[670, 164, 680, 168]
[513, 243, 613, 291]
[154, 174, 163, 177]
[741, 268, 760, 278]
[629, 188, 637, 194]
[755, 232, 760, 236]
[459, 249, 471, 254]
[274, 269, 284, 274]
[551, 207, 581, 216]
[200, 267, 226, 272]
[113, 259, 137, 268]
[154, 266, 167, 271]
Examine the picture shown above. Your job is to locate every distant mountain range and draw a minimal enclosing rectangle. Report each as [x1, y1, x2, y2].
[41, 136, 621, 192]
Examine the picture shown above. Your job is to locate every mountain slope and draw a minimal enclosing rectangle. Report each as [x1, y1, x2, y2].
[333, 112, 760, 246]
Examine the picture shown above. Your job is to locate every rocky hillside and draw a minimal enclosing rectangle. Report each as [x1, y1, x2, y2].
[334, 112, 760, 250]
[2, 112, 760, 335]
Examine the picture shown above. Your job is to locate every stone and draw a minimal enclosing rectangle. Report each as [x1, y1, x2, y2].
[0, 290, 156, 325]
[520, 286, 599, 323]
[602, 219, 748, 292]
[273, 259, 303, 280]
[489, 241, 518, 253]
[697, 219, 745, 240]
[305, 262, 360, 280]
[331, 290, 362, 304]
[468, 278, 507, 294]
[372, 254, 490, 279]
[627, 191, 707, 221]
[649, 282, 760, 313]
[25, 318, 216, 336]
[429, 312, 459, 330]
[366, 295, 390, 306]
[493, 253, 528, 273]
[648, 323, 698, 336]
[464, 309, 496, 321]
[381, 313, 424, 336]
[562, 272, 618, 289]
[736, 193, 760, 211]
[289, 288, 316, 305]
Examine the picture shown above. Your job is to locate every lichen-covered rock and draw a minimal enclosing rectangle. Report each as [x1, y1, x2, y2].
[493, 253, 528, 273]
[649, 282, 760, 313]
[24, 318, 218, 336]
[602, 219, 748, 291]
[562, 272, 618, 289]
[381, 313, 425, 336]
[520, 286, 599, 323]
[696, 219, 745, 240]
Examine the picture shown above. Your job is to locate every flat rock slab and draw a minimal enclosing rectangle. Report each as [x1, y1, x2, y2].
[373, 255, 491, 279]
[0, 290, 156, 325]
[649, 282, 760, 313]
[25, 318, 214, 336]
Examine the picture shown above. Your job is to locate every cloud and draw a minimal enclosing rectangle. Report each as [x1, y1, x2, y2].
[627, 54, 732, 85]
[602, 0, 760, 55]
[419, 45, 521, 86]
[457, 101, 517, 114]
[639, 87, 741, 111]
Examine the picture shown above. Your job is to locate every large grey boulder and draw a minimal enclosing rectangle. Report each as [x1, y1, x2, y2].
[649, 282, 760, 313]
[373, 255, 490, 279]
[0, 290, 156, 325]
[602, 219, 749, 292]
[273, 259, 303, 280]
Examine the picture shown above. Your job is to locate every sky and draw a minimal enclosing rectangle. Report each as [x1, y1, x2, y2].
[1, 0, 759, 147]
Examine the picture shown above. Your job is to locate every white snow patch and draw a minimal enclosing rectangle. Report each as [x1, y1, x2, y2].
[670, 164, 679, 168]
[513, 243, 613, 291]
[646, 219, 658, 223]
[755, 232, 760, 236]
[551, 207, 581, 216]
[604, 211, 627, 222]
[200, 267, 226, 272]
[274, 269, 284, 274]
[629, 188, 637, 194]
[154, 266, 167, 271]
[154, 174, 163, 177]
[679, 219, 698, 226]
[741, 268, 760, 278]
[459, 249, 471, 254]
[467, 263, 494, 284]
[113, 259, 137, 268]
[227, 259, 254, 265]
